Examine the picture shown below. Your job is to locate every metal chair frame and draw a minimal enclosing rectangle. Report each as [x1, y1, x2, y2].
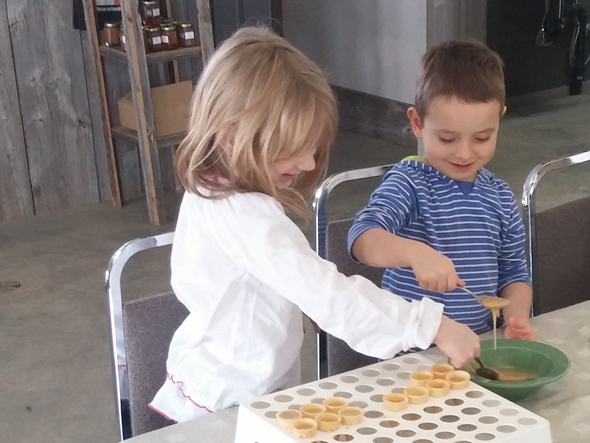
[105, 231, 175, 441]
[521, 150, 590, 316]
[312, 164, 393, 379]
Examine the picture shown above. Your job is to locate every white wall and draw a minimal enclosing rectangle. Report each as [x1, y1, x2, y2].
[282, 0, 427, 104]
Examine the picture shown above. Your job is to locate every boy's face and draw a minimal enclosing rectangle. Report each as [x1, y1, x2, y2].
[407, 95, 506, 182]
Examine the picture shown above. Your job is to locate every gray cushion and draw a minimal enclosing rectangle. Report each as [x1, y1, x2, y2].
[123, 292, 189, 436]
[534, 195, 590, 314]
[324, 219, 385, 376]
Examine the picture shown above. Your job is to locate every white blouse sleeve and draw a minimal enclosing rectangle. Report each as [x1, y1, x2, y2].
[204, 192, 444, 359]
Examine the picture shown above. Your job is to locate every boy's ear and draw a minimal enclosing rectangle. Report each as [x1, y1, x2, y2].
[502, 105, 507, 117]
[407, 106, 424, 138]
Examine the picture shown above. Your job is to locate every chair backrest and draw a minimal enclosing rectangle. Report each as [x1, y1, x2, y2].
[105, 232, 180, 440]
[522, 150, 590, 315]
[124, 291, 189, 436]
[324, 218, 385, 375]
[313, 165, 392, 379]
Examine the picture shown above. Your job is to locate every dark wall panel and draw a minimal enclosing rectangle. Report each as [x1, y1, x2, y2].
[487, 0, 590, 97]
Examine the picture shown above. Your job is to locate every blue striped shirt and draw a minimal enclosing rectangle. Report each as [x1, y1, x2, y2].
[348, 159, 531, 334]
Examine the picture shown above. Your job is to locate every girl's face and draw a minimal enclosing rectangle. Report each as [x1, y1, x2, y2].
[270, 149, 317, 188]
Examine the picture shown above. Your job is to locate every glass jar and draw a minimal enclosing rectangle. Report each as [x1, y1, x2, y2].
[178, 22, 196, 48]
[145, 26, 162, 52]
[140, 0, 161, 27]
[103, 22, 120, 47]
[160, 24, 178, 51]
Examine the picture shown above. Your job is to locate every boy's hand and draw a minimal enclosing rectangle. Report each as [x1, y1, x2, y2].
[433, 315, 480, 368]
[411, 245, 465, 293]
[504, 316, 536, 341]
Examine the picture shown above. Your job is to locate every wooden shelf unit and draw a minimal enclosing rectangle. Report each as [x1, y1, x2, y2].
[82, 0, 214, 225]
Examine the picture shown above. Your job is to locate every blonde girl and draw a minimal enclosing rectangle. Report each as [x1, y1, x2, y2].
[150, 27, 479, 423]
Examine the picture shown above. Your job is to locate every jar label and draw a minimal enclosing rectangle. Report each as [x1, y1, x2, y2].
[153, 8, 160, 16]
[182, 31, 195, 40]
[121, 35, 126, 44]
[162, 35, 169, 43]
[152, 36, 162, 45]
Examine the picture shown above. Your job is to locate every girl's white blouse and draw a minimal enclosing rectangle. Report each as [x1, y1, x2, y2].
[150, 191, 444, 422]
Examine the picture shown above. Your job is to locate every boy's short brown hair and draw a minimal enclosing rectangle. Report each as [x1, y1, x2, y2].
[415, 39, 505, 119]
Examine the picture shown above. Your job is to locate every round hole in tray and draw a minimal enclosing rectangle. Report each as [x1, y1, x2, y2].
[362, 369, 381, 377]
[274, 394, 293, 403]
[349, 401, 368, 409]
[379, 420, 400, 428]
[445, 398, 464, 406]
[297, 388, 316, 396]
[356, 385, 374, 393]
[365, 410, 383, 419]
[373, 438, 393, 443]
[358, 427, 377, 435]
[440, 415, 460, 423]
[396, 429, 416, 438]
[434, 432, 455, 440]
[413, 440, 433, 443]
[482, 399, 501, 407]
[423, 406, 443, 414]
[403, 356, 421, 364]
[250, 401, 270, 409]
[311, 398, 325, 404]
[479, 416, 499, 424]
[418, 422, 438, 430]
[466, 390, 485, 398]
[289, 404, 301, 410]
[398, 371, 411, 379]
[341, 375, 359, 383]
[391, 387, 405, 394]
[499, 408, 519, 416]
[458, 424, 477, 432]
[461, 407, 481, 415]
[475, 433, 496, 441]
[497, 425, 517, 433]
[418, 365, 432, 372]
[334, 391, 353, 399]
[370, 394, 384, 403]
[376, 378, 395, 386]
[518, 417, 538, 426]
[333, 434, 354, 442]
[402, 413, 421, 421]
[320, 382, 338, 390]
[382, 363, 401, 371]
[264, 411, 277, 418]
[311, 441, 329, 443]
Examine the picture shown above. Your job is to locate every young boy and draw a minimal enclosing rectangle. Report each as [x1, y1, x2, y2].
[348, 40, 535, 340]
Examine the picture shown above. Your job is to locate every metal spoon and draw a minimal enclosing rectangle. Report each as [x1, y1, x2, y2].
[458, 286, 484, 302]
[474, 357, 499, 381]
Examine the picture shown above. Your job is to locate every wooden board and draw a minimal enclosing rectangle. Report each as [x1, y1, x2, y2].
[7, 0, 100, 214]
[0, 0, 34, 221]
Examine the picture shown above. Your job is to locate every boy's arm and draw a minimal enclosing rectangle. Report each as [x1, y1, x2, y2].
[352, 228, 426, 268]
[500, 282, 536, 340]
[497, 198, 535, 340]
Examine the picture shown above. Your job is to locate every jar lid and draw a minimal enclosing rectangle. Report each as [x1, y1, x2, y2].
[161, 24, 177, 31]
[142, 0, 158, 5]
[145, 25, 160, 32]
[178, 22, 193, 30]
[104, 22, 120, 29]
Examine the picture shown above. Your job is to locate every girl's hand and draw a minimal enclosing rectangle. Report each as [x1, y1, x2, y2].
[504, 316, 536, 341]
[410, 245, 465, 293]
[433, 315, 480, 368]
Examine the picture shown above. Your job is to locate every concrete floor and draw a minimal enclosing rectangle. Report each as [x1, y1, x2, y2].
[1, 92, 589, 443]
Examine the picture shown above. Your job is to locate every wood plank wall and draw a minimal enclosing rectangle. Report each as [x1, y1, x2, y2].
[0, 0, 200, 223]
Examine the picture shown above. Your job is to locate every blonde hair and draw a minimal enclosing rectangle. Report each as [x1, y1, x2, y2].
[415, 39, 505, 119]
[176, 27, 338, 219]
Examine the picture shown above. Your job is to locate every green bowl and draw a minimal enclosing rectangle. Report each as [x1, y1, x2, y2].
[462, 339, 570, 401]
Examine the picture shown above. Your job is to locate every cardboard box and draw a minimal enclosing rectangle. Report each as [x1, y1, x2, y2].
[118, 81, 193, 138]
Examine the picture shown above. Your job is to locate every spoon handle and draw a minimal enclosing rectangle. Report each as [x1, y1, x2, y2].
[458, 286, 482, 302]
